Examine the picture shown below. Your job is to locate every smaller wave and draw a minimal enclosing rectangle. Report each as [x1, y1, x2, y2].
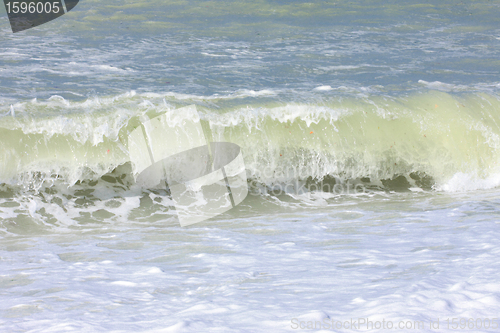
[418, 80, 469, 92]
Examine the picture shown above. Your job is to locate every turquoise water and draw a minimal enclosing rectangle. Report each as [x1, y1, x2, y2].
[1, 1, 500, 332]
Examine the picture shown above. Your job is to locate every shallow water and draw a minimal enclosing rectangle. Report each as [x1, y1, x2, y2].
[2, 190, 500, 332]
[1, 0, 500, 332]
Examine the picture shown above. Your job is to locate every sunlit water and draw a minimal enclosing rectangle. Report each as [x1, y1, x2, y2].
[1, 1, 500, 332]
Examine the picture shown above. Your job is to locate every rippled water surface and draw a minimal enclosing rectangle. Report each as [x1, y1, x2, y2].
[1, 1, 500, 332]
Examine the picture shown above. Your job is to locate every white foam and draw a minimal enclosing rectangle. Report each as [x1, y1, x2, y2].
[313, 85, 333, 91]
[110, 281, 137, 287]
[437, 172, 500, 192]
[418, 80, 468, 92]
[201, 52, 228, 57]
[1, 184, 500, 332]
[91, 64, 133, 72]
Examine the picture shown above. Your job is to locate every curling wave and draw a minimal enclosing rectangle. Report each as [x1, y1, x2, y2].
[1, 90, 500, 193]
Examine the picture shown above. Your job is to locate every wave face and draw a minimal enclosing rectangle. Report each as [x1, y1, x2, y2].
[1, 90, 500, 193]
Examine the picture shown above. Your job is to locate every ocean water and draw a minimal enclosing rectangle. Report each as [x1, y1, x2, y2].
[1, 1, 500, 332]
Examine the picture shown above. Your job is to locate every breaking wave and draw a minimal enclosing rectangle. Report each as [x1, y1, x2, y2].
[2, 89, 500, 194]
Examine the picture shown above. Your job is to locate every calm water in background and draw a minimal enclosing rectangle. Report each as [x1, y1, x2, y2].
[1, 1, 500, 332]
